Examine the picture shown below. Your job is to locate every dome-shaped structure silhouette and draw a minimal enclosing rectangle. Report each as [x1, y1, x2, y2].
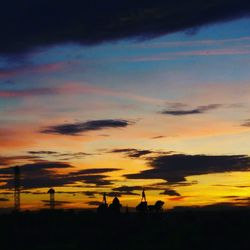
[154, 200, 164, 212]
[148, 200, 165, 212]
[109, 195, 122, 214]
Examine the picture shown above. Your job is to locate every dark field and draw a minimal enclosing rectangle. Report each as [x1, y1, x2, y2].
[1, 210, 250, 250]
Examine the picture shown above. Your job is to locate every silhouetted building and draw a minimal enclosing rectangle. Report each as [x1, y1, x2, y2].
[109, 196, 122, 214]
[148, 200, 165, 212]
[48, 188, 55, 210]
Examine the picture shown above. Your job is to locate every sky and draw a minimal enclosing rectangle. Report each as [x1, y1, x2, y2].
[1, 1, 250, 212]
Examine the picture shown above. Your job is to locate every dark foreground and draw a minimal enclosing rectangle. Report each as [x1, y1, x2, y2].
[1, 209, 250, 250]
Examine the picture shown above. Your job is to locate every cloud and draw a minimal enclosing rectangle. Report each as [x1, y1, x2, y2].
[107, 192, 122, 197]
[112, 185, 141, 196]
[109, 148, 173, 158]
[27, 150, 91, 160]
[112, 185, 175, 196]
[151, 136, 166, 139]
[42, 200, 72, 206]
[0, 62, 68, 79]
[0, 198, 9, 202]
[160, 189, 181, 196]
[161, 104, 222, 116]
[1, 0, 250, 55]
[125, 154, 250, 183]
[241, 119, 250, 127]
[83, 191, 99, 198]
[110, 148, 154, 158]
[0, 155, 41, 166]
[173, 200, 250, 211]
[27, 151, 58, 155]
[70, 168, 120, 175]
[233, 197, 250, 203]
[125, 47, 250, 62]
[86, 201, 102, 206]
[0, 162, 119, 189]
[41, 119, 132, 135]
[132, 36, 250, 49]
[113, 185, 142, 192]
[0, 161, 71, 174]
[0, 87, 60, 98]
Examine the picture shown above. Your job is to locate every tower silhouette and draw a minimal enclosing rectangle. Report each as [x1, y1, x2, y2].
[97, 192, 108, 213]
[136, 189, 148, 212]
[102, 192, 107, 205]
[141, 188, 146, 202]
[14, 166, 20, 211]
[48, 188, 55, 210]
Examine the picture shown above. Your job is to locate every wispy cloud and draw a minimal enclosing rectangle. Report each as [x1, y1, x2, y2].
[0, 62, 69, 79]
[41, 119, 133, 136]
[132, 36, 250, 49]
[109, 148, 174, 158]
[241, 119, 250, 127]
[151, 136, 166, 139]
[27, 151, 91, 160]
[0, 155, 41, 166]
[42, 200, 72, 206]
[0, 88, 59, 97]
[161, 104, 222, 116]
[0, 82, 165, 106]
[126, 47, 250, 62]
[109, 148, 154, 158]
[0, 198, 9, 202]
[160, 189, 181, 196]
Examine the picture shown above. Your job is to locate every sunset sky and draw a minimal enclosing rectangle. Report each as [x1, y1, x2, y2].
[1, 1, 250, 211]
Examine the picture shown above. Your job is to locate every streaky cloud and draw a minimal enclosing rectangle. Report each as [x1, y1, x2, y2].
[0, 198, 9, 202]
[41, 119, 132, 136]
[0, 155, 42, 166]
[160, 189, 181, 196]
[241, 119, 250, 127]
[109, 148, 173, 158]
[161, 104, 222, 116]
[110, 148, 154, 158]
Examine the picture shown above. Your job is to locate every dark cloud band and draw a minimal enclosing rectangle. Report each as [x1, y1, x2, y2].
[1, 0, 250, 55]
[0, 162, 119, 189]
[125, 154, 250, 183]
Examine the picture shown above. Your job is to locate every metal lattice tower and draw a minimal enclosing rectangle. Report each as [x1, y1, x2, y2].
[48, 188, 55, 210]
[14, 166, 21, 211]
